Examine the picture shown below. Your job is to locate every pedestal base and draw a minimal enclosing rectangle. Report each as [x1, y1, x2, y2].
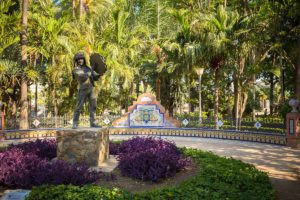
[287, 136, 300, 149]
[286, 112, 300, 149]
[57, 128, 109, 166]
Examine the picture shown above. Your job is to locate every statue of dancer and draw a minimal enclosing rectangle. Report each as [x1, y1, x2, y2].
[72, 52, 101, 129]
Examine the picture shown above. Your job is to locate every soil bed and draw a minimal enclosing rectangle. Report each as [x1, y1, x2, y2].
[97, 161, 198, 193]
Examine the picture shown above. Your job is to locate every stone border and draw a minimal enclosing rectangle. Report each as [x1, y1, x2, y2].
[0, 127, 286, 145]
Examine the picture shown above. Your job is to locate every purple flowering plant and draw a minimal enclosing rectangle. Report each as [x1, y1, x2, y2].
[7, 139, 57, 160]
[0, 139, 101, 189]
[117, 137, 190, 182]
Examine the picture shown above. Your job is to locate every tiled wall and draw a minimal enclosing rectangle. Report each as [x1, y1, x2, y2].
[1, 128, 286, 145]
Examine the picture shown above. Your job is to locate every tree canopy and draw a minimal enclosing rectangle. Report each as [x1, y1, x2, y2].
[0, 0, 299, 128]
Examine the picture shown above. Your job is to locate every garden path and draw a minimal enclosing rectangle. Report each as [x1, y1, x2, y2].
[111, 135, 300, 200]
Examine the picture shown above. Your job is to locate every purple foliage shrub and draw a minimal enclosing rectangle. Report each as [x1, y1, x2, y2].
[8, 139, 57, 160]
[117, 137, 190, 182]
[109, 141, 121, 155]
[0, 144, 101, 189]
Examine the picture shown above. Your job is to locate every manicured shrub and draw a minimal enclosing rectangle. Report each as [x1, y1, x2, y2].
[117, 137, 190, 182]
[8, 139, 57, 160]
[0, 148, 101, 189]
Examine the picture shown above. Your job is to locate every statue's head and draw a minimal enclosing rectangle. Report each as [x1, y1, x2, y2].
[74, 53, 86, 66]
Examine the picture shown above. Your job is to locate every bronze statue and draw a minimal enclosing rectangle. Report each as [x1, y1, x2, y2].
[72, 53, 101, 129]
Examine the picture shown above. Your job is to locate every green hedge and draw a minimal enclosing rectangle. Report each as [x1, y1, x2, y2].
[26, 149, 275, 200]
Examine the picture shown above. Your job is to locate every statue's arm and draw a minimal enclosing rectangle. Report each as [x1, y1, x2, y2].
[91, 68, 101, 80]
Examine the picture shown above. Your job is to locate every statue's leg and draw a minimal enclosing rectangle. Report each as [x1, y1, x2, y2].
[88, 87, 97, 126]
[73, 89, 87, 126]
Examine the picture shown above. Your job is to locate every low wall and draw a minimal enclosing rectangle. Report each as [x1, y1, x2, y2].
[1, 127, 286, 145]
[109, 128, 286, 145]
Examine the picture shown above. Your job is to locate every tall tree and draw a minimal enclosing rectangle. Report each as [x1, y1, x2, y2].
[201, 5, 239, 128]
[19, 0, 29, 129]
[296, 38, 300, 100]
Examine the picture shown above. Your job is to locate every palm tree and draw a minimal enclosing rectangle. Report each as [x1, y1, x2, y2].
[29, 11, 74, 118]
[94, 2, 150, 111]
[297, 38, 300, 100]
[19, 0, 29, 129]
[197, 5, 239, 128]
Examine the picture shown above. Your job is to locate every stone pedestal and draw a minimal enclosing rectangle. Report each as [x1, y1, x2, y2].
[286, 112, 300, 149]
[57, 128, 109, 166]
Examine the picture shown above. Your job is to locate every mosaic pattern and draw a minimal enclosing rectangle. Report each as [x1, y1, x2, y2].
[129, 105, 164, 127]
[1, 128, 286, 145]
[113, 93, 180, 127]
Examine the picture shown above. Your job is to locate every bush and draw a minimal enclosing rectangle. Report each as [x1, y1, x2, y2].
[26, 185, 133, 200]
[27, 148, 275, 200]
[8, 139, 57, 160]
[0, 148, 49, 188]
[117, 137, 190, 182]
[137, 148, 275, 199]
[0, 144, 101, 189]
[109, 141, 122, 155]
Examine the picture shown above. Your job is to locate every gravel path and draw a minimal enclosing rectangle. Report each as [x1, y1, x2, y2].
[111, 135, 300, 200]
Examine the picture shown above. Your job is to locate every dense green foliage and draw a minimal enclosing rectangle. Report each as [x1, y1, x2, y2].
[0, 0, 299, 127]
[26, 148, 274, 200]
[26, 185, 133, 200]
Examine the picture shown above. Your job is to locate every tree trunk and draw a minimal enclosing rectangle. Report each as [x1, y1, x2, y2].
[252, 74, 256, 120]
[251, 50, 256, 120]
[79, 0, 84, 18]
[239, 91, 248, 124]
[19, 0, 29, 130]
[296, 38, 300, 100]
[270, 73, 274, 115]
[143, 81, 148, 93]
[278, 56, 285, 104]
[34, 54, 38, 116]
[35, 83, 38, 116]
[226, 79, 232, 118]
[214, 68, 220, 129]
[12, 97, 17, 117]
[233, 57, 245, 130]
[240, 0, 249, 15]
[72, 0, 76, 18]
[54, 91, 58, 128]
[224, 0, 227, 8]
[156, 78, 161, 101]
[186, 63, 191, 113]
[136, 80, 140, 99]
[280, 68, 285, 103]
[129, 82, 134, 104]
[119, 82, 124, 112]
[233, 72, 240, 130]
